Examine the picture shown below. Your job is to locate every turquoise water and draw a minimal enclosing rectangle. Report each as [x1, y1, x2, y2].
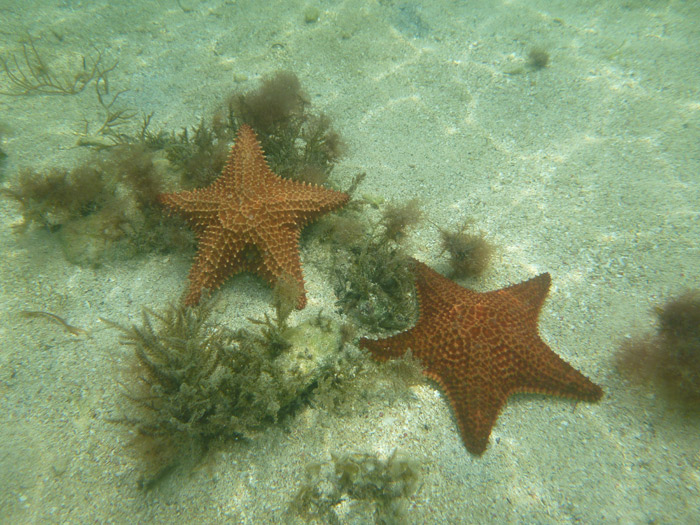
[1, 1, 699, 522]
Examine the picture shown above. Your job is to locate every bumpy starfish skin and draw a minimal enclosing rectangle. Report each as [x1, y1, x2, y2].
[359, 258, 603, 455]
[158, 124, 349, 308]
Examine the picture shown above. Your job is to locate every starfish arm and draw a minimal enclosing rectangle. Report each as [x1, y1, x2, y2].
[252, 226, 307, 309]
[434, 372, 508, 455]
[500, 273, 551, 317]
[184, 227, 242, 305]
[411, 259, 474, 316]
[512, 340, 604, 401]
[159, 187, 225, 235]
[266, 179, 349, 228]
[359, 259, 477, 360]
[220, 124, 273, 192]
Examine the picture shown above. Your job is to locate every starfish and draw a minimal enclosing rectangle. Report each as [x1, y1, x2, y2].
[158, 124, 349, 308]
[359, 258, 603, 455]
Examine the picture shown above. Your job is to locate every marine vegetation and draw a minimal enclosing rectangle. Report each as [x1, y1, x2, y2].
[227, 70, 345, 182]
[108, 295, 351, 489]
[616, 290, 700, 409]
[504, 45, 551, 75]
[527, 47, 550, 70]
[329, 200, 417, 334]
[327, 194, 496, 332]
[157, 70, 345, 189]
[379, 198, 422, 242]
[438, 220, 494, 278]
[0, 33, 116, 96]
[290, 449, 422, 524]
[1, 69, 345, 268]
[1, 145, 191, 265]
[1, 164, 109, 233]
[19, 310, 88, 337]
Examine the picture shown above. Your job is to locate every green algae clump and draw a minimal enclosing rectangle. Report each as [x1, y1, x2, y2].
[291, 449, 422, 524]
[109, 299, 349, 488]
[616, 290, 700, 408]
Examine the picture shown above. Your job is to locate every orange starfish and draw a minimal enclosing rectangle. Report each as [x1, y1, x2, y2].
[158, 124, 349, 308]
[359, 258, 603, 455]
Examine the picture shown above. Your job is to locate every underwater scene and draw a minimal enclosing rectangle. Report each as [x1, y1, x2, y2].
[1, 0, 699, 523]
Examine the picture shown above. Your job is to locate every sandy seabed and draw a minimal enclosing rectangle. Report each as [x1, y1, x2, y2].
[1, 1, 699, 523]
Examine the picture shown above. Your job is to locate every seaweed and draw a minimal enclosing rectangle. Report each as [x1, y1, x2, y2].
[311, 348, 425, 420]
[1, 165, 109, 232]
[616, 290, 700, 409]
[75, 77, 142, 149]
[109, 296, 350, 487]
[304, 6, 321, 24]
[0, 33, 116, 96]
[1, 144, 191, 265]
[151, 71, 345, 191]
[290, 449, 422, 524]
[438, 221, 494, 278]
[504, 46, 551, 75]
[19, 310, 88, 337]
[231, 70, 304, 134]
[334, 236, 415, 333]
[91, 75, 137, 143]
[226, 70, 345, 183]
[330, 200, 417, 334]
[160, 119, 231, 189]
[106, 300, 233, 484]
[527, 47, 550, 70]
[245, 272, 302, 357]
[0, 129, 6, 176]
[380, 198, 422, 242]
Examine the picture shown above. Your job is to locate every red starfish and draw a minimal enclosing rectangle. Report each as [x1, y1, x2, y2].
[158, 124, 349, 308]
[359, 258, 603, 455]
